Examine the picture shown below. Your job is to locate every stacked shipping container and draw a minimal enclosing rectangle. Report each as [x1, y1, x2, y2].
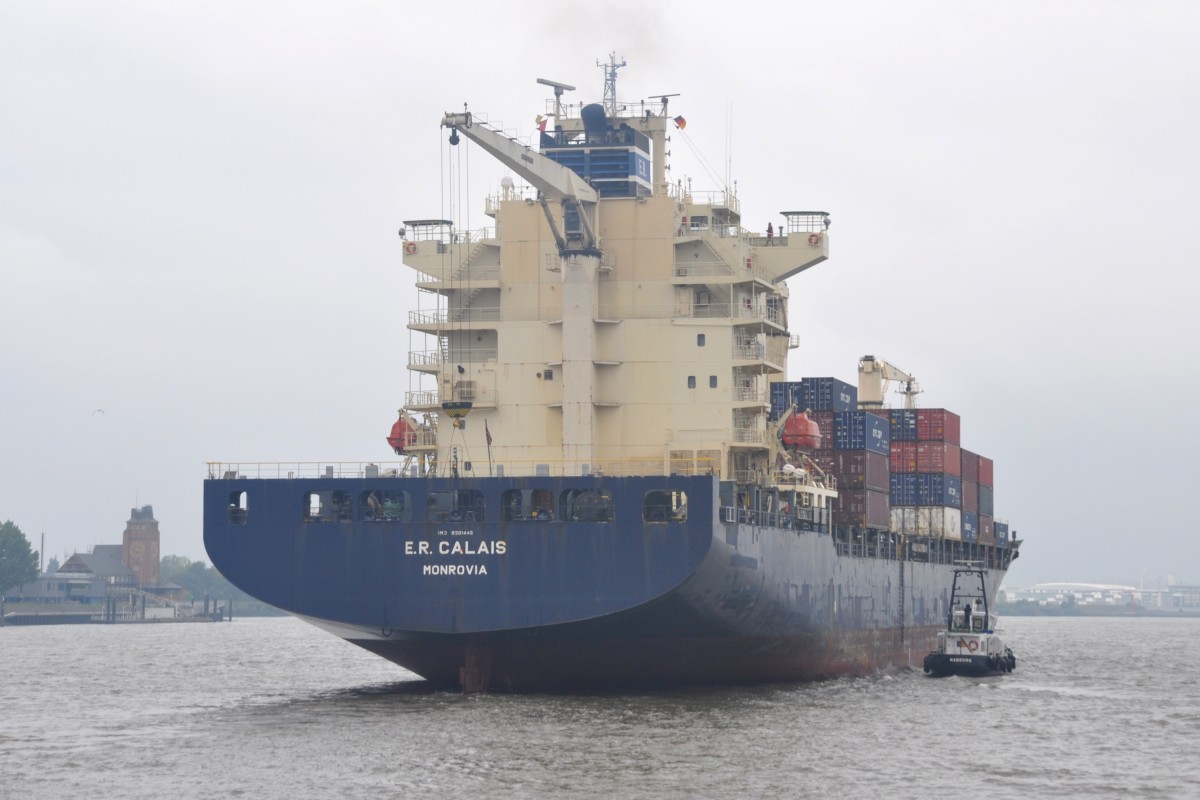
[770, 377, 857, 420]
[889, 408, 964, 538]
[778, 379, 1008, 544]
[781, 380, 886, 530]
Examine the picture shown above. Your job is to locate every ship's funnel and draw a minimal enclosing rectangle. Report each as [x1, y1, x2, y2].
[581, 103, 608, 133]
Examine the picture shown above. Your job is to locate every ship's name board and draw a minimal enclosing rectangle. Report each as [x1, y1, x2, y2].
[406, 529, 506, 576]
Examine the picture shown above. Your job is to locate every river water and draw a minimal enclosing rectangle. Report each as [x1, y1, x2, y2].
[2, 615, 1196, 799]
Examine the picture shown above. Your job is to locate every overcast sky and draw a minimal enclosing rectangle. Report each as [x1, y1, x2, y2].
[2, 1, 1197, 587]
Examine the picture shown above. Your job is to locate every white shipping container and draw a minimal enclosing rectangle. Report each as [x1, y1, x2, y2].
[890, 507, 918, 534]
[917, 506, 962, 539]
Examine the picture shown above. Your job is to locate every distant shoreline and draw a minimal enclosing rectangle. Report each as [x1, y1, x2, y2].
[996, 602, 1200, 618]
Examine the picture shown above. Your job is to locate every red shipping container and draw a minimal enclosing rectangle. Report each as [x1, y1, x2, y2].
[979, 515, 995, 545]
[829, 450, 890, 491]
[978, 455, 994, 487]
[811, 411, 835, 446]
[833, 488, 890, 529]
[960, 449, 980, 484]
[917, 441, 961, 476]
[809, 449, 836, 477]
[916, 408, 961, 444]
[890, 441, 917, 473]
[961, 480, 978, 514]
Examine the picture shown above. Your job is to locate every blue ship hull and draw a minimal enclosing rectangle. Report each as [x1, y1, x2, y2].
[204, 473, 1012, 691]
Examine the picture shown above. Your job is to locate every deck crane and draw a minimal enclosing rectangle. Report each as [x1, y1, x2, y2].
[441, 82, 601, 259]
[857, 355, 921, 409]
[439, 79, 646, 473]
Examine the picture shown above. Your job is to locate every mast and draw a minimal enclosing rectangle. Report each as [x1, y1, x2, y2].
[597, 52, 626, 116]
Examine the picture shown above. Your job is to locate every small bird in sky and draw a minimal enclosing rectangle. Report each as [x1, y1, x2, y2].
[92, 409, 105, 415]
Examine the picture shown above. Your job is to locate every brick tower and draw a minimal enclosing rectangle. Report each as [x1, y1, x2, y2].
[122, 505, 160, 587]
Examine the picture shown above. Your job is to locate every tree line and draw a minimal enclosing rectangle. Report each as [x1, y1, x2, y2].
[1, 521, 281, 615]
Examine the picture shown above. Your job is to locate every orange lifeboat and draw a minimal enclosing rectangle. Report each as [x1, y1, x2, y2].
[781, 411, 822, 451]
[386, 414, 416, 455]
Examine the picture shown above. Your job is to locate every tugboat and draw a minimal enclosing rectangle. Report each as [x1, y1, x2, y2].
[923, 564, 1016, 677]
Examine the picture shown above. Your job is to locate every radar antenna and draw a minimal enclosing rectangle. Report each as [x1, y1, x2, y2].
[648, 93, 680, 115]
[536, 77, 575, 120]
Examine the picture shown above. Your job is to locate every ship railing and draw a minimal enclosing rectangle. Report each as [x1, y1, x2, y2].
[735, 303, 783, 326]
[681, 189, 741, 214]
[402, 224, 497, 254]
[692, 302, 733, 319]
[411, 302, 787, 325]
[408, 348, 498, 368]
[207, 457, 721, 481]
[719, 506, 823, 530]
[450, 260, 500, 283]
[673, 260, 734, 278]
[732, 385, 762, 402]
[781, 211, 831, 234]
[404, 390, 439, 407]
[731, 426, 768, 445]
[486, 189, 538, 215]
[732, 343, 765, 361]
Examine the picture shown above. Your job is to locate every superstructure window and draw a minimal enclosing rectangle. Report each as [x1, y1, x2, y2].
[644, 490, 688, 523]
[688, 376, 696, 389]
[561, 489, 613, 522]
[697, 334, 705, 346]
[709, 375, 717, 388]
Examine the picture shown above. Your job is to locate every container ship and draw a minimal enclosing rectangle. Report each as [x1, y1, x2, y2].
[204, 59, 1019, 692]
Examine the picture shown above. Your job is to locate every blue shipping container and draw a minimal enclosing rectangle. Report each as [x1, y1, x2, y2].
[962, 511, 979, 542]
[833, 411, 891, 455]
[917, 473, 962, 508]
[979, 484, 994, 517]
[800, 377, 857, 412]
[890, 473, 919, 506]
[769, 381, 803, 421]
[888, 409, 918, 441]
[994, 520, 1010, 542]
